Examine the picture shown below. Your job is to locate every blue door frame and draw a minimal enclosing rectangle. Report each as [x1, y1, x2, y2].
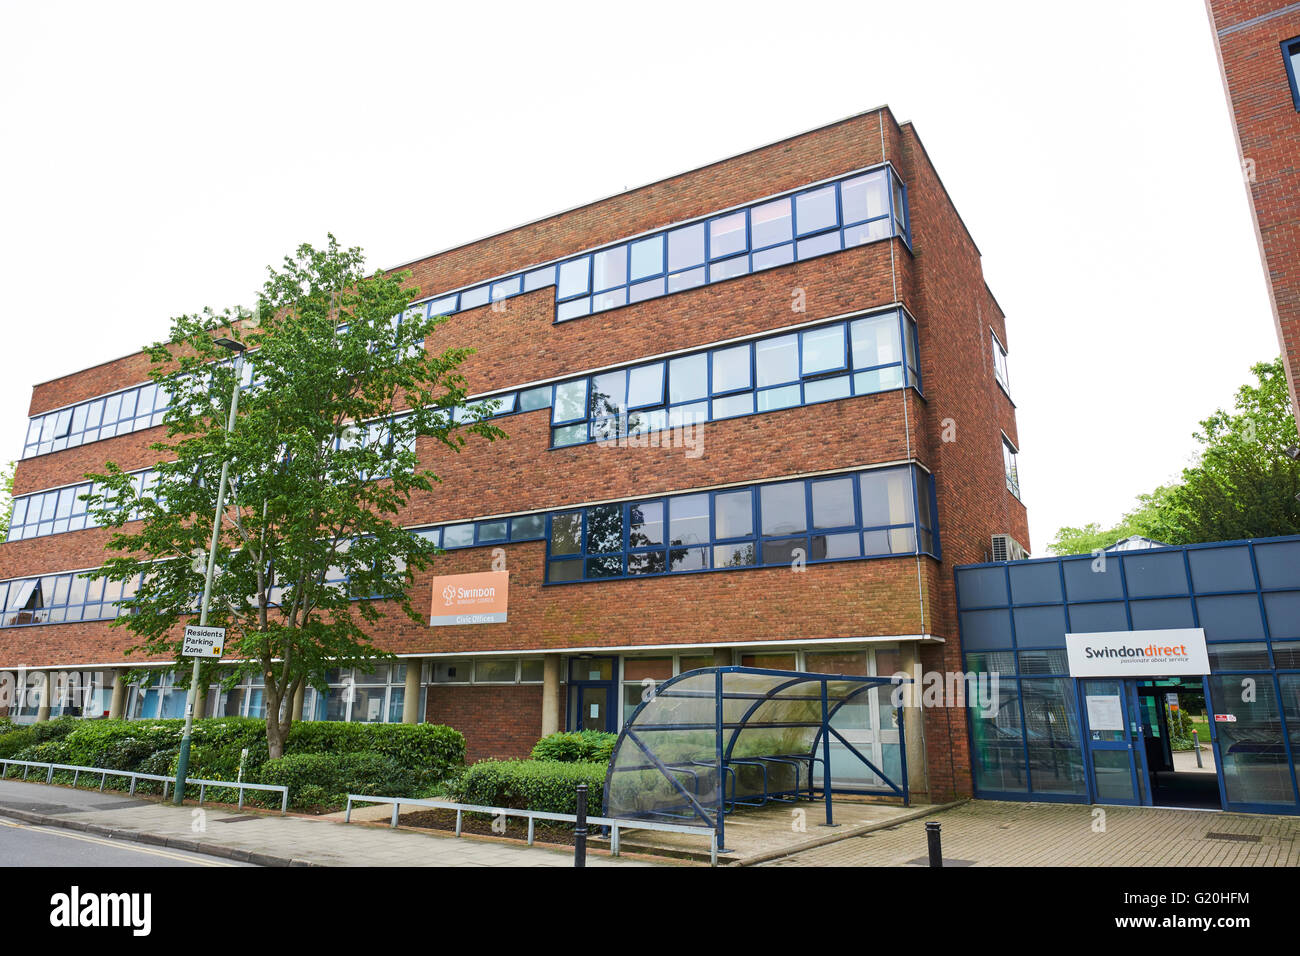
[568, 657, 618, 733]
[1078, 675, 1226, 810]
[1079, 678, 1149, 806]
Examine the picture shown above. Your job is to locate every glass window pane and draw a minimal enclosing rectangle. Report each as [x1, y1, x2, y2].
[476, 520, 507, 543]
[627, 363, 665, 408]
[524, 266, 556, 291]
[851, 313, 902, 368]
[592, 246, 627, 291]
[711, 344, 751, 394]
[443, 524, 474, 548]
[552, 379, 589, 423]
[474, 659, 517, 683]
[557, 298, 590, 321]
[712, 392, 754, 419]
[592, 287, 627, 313]
[797, 231, 841, 259]
[628, 551, 666, 575]
[669, 546, 709, 572]
[803, 376, 850, 403]
[841, 170, 889, 225]
[510, 514, 544, 540]
[795, 185, 838, 235]
[551, 423, 586, 446]
[860, 468, 914, 527]
[491, 276, 521, 301]
[585, 504, 623, 554]
[666, 267, 705, 293]
[854, 367, 905, 394]
[709, 211, 747, 259]
[629, 277, 665, 302]
[630, 500, 664, 547]
[669, 353, 708, 404]
[630, 235, 665, 280]
[667, 223, 706, 272]
[557, 258, 591, 299]
[751, 243, 794, 271]
[550, 513, 582, 556]
[761, 481, 807, 535]
[756, 334, 799, 387]
[548, 559, 583, 582]
[714, 542, 756, 567]
[589, 370, 626, 419]
[801, 324, 846, 376]
[459, 286, 490, 310]
[714, 489, 753, 540]
[751, 197, 792, 248]
[709, 256, 748, 282]
[669, 494, 710, 547]
[757, 384, 801, 411]
[518, 386, 551, 411]
[812, 477, 856, 529]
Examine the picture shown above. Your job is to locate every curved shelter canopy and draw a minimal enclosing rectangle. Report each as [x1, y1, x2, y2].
[604, 666, 907, 849]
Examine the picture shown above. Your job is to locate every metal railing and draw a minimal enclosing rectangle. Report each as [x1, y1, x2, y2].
[0, 758, 289, 814]
[344, 794, 720, 866]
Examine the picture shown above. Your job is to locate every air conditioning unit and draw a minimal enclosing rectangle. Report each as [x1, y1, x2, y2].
[991, 534, 1030, 563]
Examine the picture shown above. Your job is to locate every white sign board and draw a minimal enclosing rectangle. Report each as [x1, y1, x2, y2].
[1065, 628, 1210, 678]
[182, 625, 226, 659]
[1085, 695, 1125, 731]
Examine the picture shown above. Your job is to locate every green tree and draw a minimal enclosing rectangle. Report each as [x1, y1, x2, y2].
[0, 461, 13, 539]
[85, 237, 504, 759]
[1049, 358, 1299, 554]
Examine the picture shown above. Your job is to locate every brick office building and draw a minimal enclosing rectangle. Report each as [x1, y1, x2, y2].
[0, 107, 1027, 803]
[1207, 0, 1300, 428]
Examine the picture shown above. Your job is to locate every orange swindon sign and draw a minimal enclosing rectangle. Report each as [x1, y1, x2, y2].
[429, 571, 509, 626]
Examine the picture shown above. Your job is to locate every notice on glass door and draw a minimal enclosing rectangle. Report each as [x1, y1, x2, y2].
[1086, 695, 1124, 731]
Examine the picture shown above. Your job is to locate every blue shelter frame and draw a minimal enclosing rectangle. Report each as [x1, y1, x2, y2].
[603, 666, 909, 851]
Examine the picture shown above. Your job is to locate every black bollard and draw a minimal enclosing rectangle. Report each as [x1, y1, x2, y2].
[926, 821, 943, 867]
[575, 782, 588, 868]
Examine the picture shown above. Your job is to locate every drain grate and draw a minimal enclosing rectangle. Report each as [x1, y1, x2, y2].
[213, 815, 261, 824]
[1203, 831, 1261, 843]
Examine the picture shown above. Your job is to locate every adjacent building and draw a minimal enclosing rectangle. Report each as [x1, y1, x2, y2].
[0, 107, 1029, 804]
[1207, 0, 1300, 429]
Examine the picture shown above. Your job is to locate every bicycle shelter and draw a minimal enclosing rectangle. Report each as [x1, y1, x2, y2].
[603, 666, 909, 851]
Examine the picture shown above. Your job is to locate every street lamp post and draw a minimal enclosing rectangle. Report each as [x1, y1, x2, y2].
[174, 337, 246, 804]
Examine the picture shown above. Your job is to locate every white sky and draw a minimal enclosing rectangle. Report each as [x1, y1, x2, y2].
[0, 0, 1279, 552]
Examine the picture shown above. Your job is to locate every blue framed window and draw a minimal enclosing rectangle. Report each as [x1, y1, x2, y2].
[1284, 36, 1300, 112]
[992, 331, 1010, 395]
[545, 464, 937, 583]
[548, 309, 921, 448]
[1002, 436, 1021, 499]
[7, 468, 162, 542]
[401, 164, 909, 328]
[0, 570, 142, 628]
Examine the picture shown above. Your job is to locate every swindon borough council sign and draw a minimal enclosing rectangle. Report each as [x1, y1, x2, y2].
[429, 571, 509, 626]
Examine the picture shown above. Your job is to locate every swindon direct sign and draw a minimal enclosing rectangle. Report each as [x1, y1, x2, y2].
[182, 625, 226, 658]
[1065, 628, 1210, 678]
[430, 571, 508, 626]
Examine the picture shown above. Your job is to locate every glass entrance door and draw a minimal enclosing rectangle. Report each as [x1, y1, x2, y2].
[568, 657, 617, 732]
[1080, 679, 1149, 805]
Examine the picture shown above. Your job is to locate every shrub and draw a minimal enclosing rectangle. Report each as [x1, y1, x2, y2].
[13, 740, 72, 764]
[530, 731, 617, 764]
[0, 727, 39, 759]
[259, 752, 425, 810]
[452, 760, 607, 815]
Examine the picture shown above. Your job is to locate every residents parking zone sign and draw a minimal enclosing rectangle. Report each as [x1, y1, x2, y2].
[182, 625, 226, 658]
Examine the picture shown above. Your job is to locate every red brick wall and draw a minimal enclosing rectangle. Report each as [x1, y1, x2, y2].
[425, 683, 544, 761]
[1207, 0, 1300, 429]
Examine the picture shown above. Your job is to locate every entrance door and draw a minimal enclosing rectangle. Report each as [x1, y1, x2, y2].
[1080, 679, 1148, 805]
[568, 657, 617, 732]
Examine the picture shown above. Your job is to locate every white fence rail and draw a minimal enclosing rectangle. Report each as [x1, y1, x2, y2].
[0, 758, 289, 814]
[345, 793, 719, 866]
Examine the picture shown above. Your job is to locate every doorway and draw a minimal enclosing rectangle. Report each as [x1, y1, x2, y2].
[1080, 676, 1222, 810]
[568, 657, 617, 732]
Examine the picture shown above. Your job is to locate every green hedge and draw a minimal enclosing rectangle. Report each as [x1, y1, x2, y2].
[0, 717, 466, 811]
[530, 730, 617, 763]
[452, 760, 607, 815]
[260, 752, 430, 810]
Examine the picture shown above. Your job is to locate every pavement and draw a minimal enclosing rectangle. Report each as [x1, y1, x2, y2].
[0, 779, 659, 867]
[0, 816, 251, 867]
[761, 799, 1300, 867]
